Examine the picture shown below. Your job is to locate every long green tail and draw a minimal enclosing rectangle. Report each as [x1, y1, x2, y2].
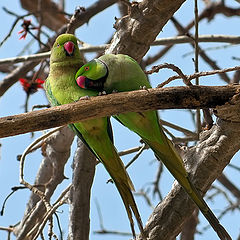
[73, 122, 144, 238]
[115, 180, 144, 238]
[144, 138, 231, 240]
[99, 149, 144, 239]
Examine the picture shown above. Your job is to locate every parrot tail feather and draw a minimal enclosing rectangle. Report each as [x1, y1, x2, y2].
[144, 139, 231, 240]
[115, 181, 145, 239]
[187, 178, 232, 240]
[96, 142, 145, 238]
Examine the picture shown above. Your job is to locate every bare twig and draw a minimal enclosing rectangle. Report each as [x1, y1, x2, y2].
[125, 143, 147, 169]
[144, 2, 240, 67]
[218, 174, 240, 199]
[228, 163, 240, 172]
[160, 119, 198, 138]
[1, 35, 240, 66]
[151, 162, 163, 201]
[94, 199, 106, 232]
[19, 127, 63, 185]
[146, 63, 192, 86]
[194, 0, 201, 134]
[0, 226, 14, 232]
[171, 17, 231, 83]
[157, 65, 240, 88]
[1, 186, 27, 216]
[19, 127, 64, 214]
[0, 7, 33, 47]
[31, 185, 71, 240]
[65, 0, 118, 34]
[118, 144, 149, 157]
[135, 190, 155, 209]
[13, 126, 74, 240]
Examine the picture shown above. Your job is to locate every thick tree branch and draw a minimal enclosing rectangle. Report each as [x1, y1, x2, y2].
[68, 139, 96, 240]
[0, 85, 239, 138]
[20, 0, 68, 31]
[139, 116, 240, 239]
[106, 0, 186, 61]
[180, 209, 199, 240]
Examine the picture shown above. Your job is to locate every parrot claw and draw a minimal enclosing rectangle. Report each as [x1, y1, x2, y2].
[140, 85, 149, 91]
[112, 89, 118, 93]
[98, 91, 107, 96]
[79, 95, 90, 100]
[106, 178, 114, 184]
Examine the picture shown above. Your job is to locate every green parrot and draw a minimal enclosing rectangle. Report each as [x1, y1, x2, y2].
[45, 35, 144, 238]
[75, 54, 231, 240]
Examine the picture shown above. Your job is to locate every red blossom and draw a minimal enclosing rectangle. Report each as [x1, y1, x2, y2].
[18, 19, 39, 40]
[19, 78, 44, 94]
[18, 29, 28, 40]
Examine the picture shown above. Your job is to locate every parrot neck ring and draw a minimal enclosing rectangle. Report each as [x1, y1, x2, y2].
[64, 41, 75, 56]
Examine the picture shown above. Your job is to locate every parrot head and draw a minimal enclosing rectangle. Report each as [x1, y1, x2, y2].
[50, 34, 82, 64]
[75, 58, 108, 91]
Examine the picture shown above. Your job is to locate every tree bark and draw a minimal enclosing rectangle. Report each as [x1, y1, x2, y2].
[106, 0, 186, 61]
[68, 139, 96, 240]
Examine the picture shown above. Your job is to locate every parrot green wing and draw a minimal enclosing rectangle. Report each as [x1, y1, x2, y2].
[45, 35, 144, 238]
[75, 53, 231, 240]
[44, 77, 60, 106]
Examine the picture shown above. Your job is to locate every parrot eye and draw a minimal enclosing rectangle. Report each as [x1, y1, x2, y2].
[57, 43, 60, 48]
[84, 66, 90, 71]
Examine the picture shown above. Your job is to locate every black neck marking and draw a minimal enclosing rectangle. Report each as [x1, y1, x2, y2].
[85, 59, 109, 91]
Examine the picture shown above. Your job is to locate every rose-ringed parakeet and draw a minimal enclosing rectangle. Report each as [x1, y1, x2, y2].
[45, 35, 144, 238]
[75, 54, 231, 240]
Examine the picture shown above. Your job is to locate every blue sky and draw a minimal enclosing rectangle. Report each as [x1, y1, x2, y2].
[0, 1, 240, 239]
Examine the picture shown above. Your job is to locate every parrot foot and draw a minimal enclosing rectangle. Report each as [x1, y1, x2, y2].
[112, 89, 118, 93]
[98, 91, 107, 96]
[79, 96, 90, 100]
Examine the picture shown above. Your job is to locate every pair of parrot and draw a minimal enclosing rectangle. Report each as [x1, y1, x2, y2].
[45, 34, 231, 240]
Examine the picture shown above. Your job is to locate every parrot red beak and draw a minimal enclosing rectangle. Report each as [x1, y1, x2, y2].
[64, 41, 75, 56]
[76, 76, 86, 89]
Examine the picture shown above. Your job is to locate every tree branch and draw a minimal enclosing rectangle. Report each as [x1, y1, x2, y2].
[106, 0, 186, 61]
[68, 139, 96, 240]
[13, 126, 75, 240]
[66, 0, 118, 34]
[20, 0, 68, 31]
[139, 116, 240, 239]
[1, 35, 240, 66]
[0, 85, 238, 138]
